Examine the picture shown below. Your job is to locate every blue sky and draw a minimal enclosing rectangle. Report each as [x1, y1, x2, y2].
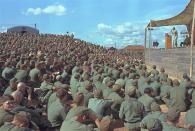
[0, 0, 190, 48]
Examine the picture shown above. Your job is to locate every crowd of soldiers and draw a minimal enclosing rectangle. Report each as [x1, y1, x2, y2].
[0, 32, 194, 131]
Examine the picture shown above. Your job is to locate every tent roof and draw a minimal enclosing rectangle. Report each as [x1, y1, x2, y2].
[147, 0, 194, 28]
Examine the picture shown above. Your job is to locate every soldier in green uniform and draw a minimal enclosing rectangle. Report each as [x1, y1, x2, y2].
[158, 67, 168, 83]
[2, 62, 16, 82]
[47, 89, 70, 131]
[0, 99, 15, 126]
[54, 75, 67, 89]
[115, 73, 126, 89]
[119, 86, 145, 130]
[107, 84, 124, 114]
[149, 65, 159, 79]
[70, 73, 80, 98]
[60, 107, 94, 131]
[163, 108, 190, 131]
[14, 64, 28, 82]
[169, 79, 187, 112]
[28, 62, 42, 88]
[140, 118, 162, 131]
[141, 102, 166, 126]
[88, 89, 112, 119]
[0, 111, 34, 131]
[138, 88, 155, 113]
[4, 78, 17, 96]
[103, 81, 114, 99]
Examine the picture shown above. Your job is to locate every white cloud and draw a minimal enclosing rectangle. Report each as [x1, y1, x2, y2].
[24, 4, 66, 16]
[97, 22, 145, 48]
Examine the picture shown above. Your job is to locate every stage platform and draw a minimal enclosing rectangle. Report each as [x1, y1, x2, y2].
[145, 47, 195, 80]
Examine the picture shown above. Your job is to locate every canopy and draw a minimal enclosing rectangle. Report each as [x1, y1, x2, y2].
[147, 0, 194, 31]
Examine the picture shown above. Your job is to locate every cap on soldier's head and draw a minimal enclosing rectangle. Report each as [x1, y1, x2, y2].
[167, 108, 180, 122]
[140, 118, 162, 131]
[112, 84, 121, 92]
[151, 102, 161, 112]
[126, 86, 136, 96]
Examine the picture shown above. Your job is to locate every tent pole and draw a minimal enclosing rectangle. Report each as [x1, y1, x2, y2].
[149, 21, 152, 66]
[144, 28, 147, 63]
[190, 1, 195, 78]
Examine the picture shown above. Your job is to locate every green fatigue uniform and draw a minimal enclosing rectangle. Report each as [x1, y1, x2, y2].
[47, 92, 57, 108]
[107, 92, 124, 111]
[39, 81, 53, 103]
[70, 78, 80, 97]
[103, 88, 113, 99]
[54, 81, 66, 88]
[14, 69, 28, 82]
[0, 108, 14, 126]
[125, 78, 133, 91]
[2, 67, 16, 81]
[4, 86, 14, 95]
[83, 91, 93, 107]
[150, 69, 159, 78]
[159, 73, 168, 82]
[140, 118, 162, 131]
[115, 78, 125, 89]
[190, 89, 195, 108]
[162, 123, 190, 131]
[138, 76, 145, 90]
[180, 79, 191, 90]
[48, 99, 69, 128]
[138, 94, 155, 113]
[112, 69, 120, 80]
[139, 83, 150, 95]
[60, 119, 94, 131]
[28, 68, 41, 88]
[72, 66, 79, 75]
[160, 83, 172, 104]
[169, 87, 186, 112]
[88, 98, 112, 119]
[11, 105, 41, 127]
[78, 80, 90, 93]
[94, 81, 106, 90]
[0, 122, 34, 131]
[150, 81, 161, 97]
[66, 106, 91, 120]
[185, 108, 195, 126]
[92, 74, 101, 83]
[141, 111, 166, 124]
[102, 76, 112, 84]
[119, 97, 145, 130]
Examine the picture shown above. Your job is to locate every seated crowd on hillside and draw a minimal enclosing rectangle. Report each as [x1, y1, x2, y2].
[0, 32, 194, 131]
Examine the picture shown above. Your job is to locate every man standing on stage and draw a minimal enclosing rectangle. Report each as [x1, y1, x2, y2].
[171, 27, 178, 48]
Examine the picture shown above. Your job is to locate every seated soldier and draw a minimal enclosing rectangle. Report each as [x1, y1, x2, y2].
[141, 102, 166, 126]
[138, 88, 155, 113]
[47, 88, 70, 130]
[163, 108, 190, 131]
[140, 118, 163, 131]
[0, 111, 33, 131]
[88, 89, 112, 119]
[119, 86, 145, 131]
[0, 99, 15, 126]
[4, 78, 17, 96]
[66, 92, 100, 129]
[60, 107, 94, 131]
